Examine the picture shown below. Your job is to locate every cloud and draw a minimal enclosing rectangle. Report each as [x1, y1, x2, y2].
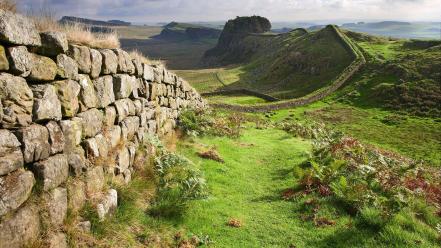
[17, 0, 441, 22]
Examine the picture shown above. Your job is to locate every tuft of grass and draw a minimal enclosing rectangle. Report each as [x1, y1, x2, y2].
[0, 0, 16, 12]
[128, 49, 165, 66]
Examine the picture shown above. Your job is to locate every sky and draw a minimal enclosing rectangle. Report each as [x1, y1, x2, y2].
[18, 0, 441, 23]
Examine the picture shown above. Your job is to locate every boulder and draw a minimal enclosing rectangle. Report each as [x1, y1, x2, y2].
[77, 74, 97, 111]
[120, 116, 140, 141]
[7, 46, 32, 77]
[53, 79, 81, 118]
[76, 108, 103, 138]
[47, 232, 68, 248]
[0, 45, 8, 71]
[44, 187, 67, 227]
[56, 54, 79, 80]
[116, 146, 130, 173]
[113, 49, 135, 74]
[132, 58, 143, 77]
[68, 45, 91, 74]
[67, 146, 87, 177]
[83, 134, 109, 159]
[93, 75, 115, 108]
[97, 189, 117, 221]
[0, 129, 23, 176]
[45, 121, 65, 155]
[38, 31, 68, 56]
[114, 98, 135, 123]
[60, 118, 82, 153]
[143, 64, 154, 81]
[28, 53, 57, 81]
[16, 124, 50, 163]
[90, 48, 102, 78]
[30, 84, 62, 121]
[100, 49, 117, 74]
[67, 180, 86, 213]
[0, 73, 33, 128]
[103, 106, 116, 127]
[152, 65, 164, 82]
[85, 166, 105, 197]
[0, 169, 35, 217]
[113, 74, 135, 99]
[106, 125, 121, 149]
[32, 154, 69, 191]
[0, 204, 40, 248]
[0, 10, 41, 46]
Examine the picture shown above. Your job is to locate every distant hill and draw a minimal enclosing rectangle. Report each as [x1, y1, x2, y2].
[154, 22, 221, 41]
[59, 16, 131, 26]
[340, 21, 440, 39]
[201, 16, 441, 116]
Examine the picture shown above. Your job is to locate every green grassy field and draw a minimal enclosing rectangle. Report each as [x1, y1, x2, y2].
[207, 94, 269, 105]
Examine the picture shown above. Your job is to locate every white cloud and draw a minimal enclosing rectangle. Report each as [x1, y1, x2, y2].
[18, 0, 441, 22]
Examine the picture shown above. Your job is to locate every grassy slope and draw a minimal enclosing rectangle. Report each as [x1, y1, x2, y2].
[176, 126, 440, 247]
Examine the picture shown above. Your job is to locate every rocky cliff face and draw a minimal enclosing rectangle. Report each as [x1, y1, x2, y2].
[0, 10, 205, 248]
[203, 16, 271, 65]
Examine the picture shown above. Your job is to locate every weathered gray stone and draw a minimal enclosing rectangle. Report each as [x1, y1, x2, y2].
[44, 187, 67, 227]
[114, 98, 135, 123]
[83, 134, 108, 159]
[31, 84, 62, 121]
[39, 31, 68, 56]
[133, 99, 143, 115]
[93, 75, 115, 108]
[68, 45, 91, 74]
[16, 124, 50, 163]
[106, 125, 121, 149]
[56, 54, 79, 80]
[46, 121, 65, 155]
[143, 64, 154, 81]
[120, 116, 140, 141]
[163, 69, 175, 84]
[67, 180, 86, 213]
[28, 53, 57, 81]
[47, 232, 68, 248]
[97, 189, 117, 221]
[152, 65, 164, 82]
[113, 49, 135, 74]
[100, 49, 118, 74]
[132, 58, 143, 77]
[123, 169, 132, 184]
[149, 83, 159, 101]
[0, 169, 35, 217]
[0, 203, 40, 248]
[60, 118, 82, 153]
[147, 120, 157, 134]
[7, 46, 31, 77]
[0, 45, 8, 71]
[77, 108, 103, 138]
[85, 166, 105, 197]
[76, 221, 91, 232]
[53, 79, 81, 117]
[116, 146, 129, 173]
[0, 73, 33, 128]
[67, 146, 87, 177]
[0, 130, 23, 176]
[113, 74, 134, 99]
[33, 154, 69, 191]
[90, 48, 102, 78]
[104, 106, 116, 127]
[77, 74, 97, 111]
[0, 10, 41, 46]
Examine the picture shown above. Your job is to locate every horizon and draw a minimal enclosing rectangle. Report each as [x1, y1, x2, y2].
[18, 0, 441, 23]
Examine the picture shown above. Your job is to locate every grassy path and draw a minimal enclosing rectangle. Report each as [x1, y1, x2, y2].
[176, 127, 323, 247]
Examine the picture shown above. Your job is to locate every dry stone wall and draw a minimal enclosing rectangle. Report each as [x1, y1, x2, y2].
[0, 10, 206, 248]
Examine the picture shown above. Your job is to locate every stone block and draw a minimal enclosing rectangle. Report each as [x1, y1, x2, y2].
[16, 124, 50, 163]
[32, 154, 69, 191]
[0, 169, 35, 217]
[100, 49, 117, 74]
[39, 31, 68, 56]
[46, 121, 65, 155]
[78, 74, 98, 111]
[53, 79, 81, 117]
[31, 84, 62, 121]
[93, 75, 115, 108]
[28, 53, 57, 81]
[77, 108, 103, 138]
[0, 129, 23, 176]
[68, 44, 91, 74]
[56, 54, 79, 80]
[44, 187, 67, 227]
[90, 48, 102, 79]
[0, 10, 41, 46]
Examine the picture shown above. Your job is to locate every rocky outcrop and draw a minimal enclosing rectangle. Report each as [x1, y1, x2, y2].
[0, 10, 206, 247]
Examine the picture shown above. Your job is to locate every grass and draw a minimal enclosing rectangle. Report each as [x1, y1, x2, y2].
[0, 0, 16, 12]
[207, 94, 269, 105]
[175, 125, 441, 247]
[267, 102, 441, 166]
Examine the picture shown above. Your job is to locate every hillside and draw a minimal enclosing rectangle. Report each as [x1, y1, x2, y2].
[154, 22, 221, 41]
[59, 16, 131, 26]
